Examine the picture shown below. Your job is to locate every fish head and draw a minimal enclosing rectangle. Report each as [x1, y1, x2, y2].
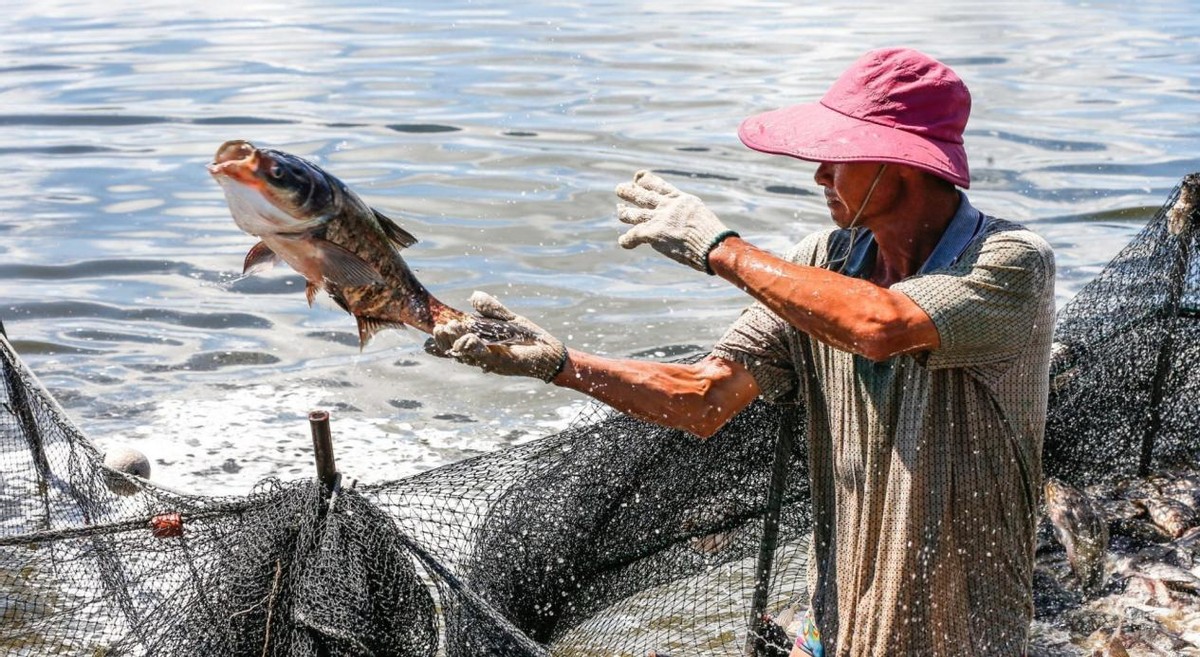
[1044, 476, 1088, 506]
[208, 140, 337, 236]
[1044, 477, 1088, 538]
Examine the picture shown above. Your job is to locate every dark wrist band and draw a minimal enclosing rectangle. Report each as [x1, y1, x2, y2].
[703, 230, 740, 275]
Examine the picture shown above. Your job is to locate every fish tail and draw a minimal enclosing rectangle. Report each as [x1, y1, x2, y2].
[427, 297, 469, 327]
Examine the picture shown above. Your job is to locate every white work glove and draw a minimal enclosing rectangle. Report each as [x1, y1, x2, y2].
[426, 291, 567, 383]
[615, 170, 739, 274]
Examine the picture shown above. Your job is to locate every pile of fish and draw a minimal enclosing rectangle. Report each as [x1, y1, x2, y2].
[1031, 467, 1200, 656]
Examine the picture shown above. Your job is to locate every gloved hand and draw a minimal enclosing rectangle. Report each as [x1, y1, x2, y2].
[615, 170, 739, 274]
[426, 291, 567, 383]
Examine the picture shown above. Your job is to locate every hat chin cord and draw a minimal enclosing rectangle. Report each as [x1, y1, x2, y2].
[835, 163, 887, 274]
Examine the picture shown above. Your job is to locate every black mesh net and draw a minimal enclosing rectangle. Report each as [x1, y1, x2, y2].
[1045, 173, 1200, 484]
[0, 332, 809, 656]
[1, 173, 1198, 656]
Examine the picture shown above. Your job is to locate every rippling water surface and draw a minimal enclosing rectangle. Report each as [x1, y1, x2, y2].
[1, 1, 1198, 494]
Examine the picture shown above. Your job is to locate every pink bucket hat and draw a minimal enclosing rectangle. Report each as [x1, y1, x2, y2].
[738, 48, 972, 188]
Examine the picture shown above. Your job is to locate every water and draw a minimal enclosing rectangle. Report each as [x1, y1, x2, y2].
[1, 0, 1198, 496]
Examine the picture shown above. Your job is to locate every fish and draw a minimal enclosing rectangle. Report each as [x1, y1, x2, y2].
[207, 139, 536, 348]
[680, 502, 738, 556]
[1158, 475, 1200, 513]
[1127, 559, 1200, 593]
[1044, 476, 1110, 594]
[1167, 173, 1198, 235]
[1139, 496, 1195, 540]
[1090, 629, 1131, 657]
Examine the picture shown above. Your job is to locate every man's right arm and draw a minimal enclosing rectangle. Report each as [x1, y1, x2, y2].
[552, 350, 761, 439]
[429, 292, 762, 439]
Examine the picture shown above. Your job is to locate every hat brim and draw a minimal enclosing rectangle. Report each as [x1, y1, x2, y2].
[738, 102, 970, 188]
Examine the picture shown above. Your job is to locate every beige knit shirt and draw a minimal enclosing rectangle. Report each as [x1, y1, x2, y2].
[712, 200, 1055, 657]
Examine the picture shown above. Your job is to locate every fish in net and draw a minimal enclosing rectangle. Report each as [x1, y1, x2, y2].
[1, 173, 1199, 655]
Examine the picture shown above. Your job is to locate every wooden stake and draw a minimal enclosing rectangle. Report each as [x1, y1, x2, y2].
[308, 409, 338, 494]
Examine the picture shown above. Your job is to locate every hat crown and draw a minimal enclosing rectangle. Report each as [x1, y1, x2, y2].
[737, 47, 973, 187]
[821, 48, 970, 145]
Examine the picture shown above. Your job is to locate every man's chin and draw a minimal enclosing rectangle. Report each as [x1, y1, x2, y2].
[829, 215, 854, 229]
[825, 204, 849, 228]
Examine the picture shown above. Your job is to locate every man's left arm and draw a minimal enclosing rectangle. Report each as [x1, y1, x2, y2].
[616, 170, 939, 362]
[707, 236, 940, 361]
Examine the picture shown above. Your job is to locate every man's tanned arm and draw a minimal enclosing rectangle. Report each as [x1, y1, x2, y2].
[708, 236, 940, 362]
[553, 352, 761, 439]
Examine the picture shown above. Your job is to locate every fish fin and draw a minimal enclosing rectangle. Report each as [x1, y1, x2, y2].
[242, 241, 279, 276]
[328, 290, 351, 314]
[311, 238, 384, 287]
[355, 315, 405, 349]
[305, 282, 319, 307]
[372, 209, 419, 249]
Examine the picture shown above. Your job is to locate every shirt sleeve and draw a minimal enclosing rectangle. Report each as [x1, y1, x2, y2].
[711, 302, 797, 402]
[891, 225, 1055, 370]
[710, 231, 832, 401]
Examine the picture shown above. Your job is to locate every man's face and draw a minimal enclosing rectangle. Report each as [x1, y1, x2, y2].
[814, 161, 890, 229]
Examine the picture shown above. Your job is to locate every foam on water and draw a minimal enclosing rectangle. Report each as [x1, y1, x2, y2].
[93, 380, 581, 495]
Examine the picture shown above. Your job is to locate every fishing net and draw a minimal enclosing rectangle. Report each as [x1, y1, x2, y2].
[1, 173, 1197, 656]
[0, 330, 809, 656]
[1044, 172, 1200, 484]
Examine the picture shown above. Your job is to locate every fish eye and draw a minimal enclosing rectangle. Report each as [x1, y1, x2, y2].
[268, 164, 285, 179]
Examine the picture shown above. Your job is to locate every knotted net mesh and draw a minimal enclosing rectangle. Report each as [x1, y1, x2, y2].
[0, 331, 810, 656]
[1, 173, 1197, 656]
[1045, 173, 1200, 483]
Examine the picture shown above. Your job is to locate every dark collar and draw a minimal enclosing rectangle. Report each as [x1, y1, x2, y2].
[918, 192, 986, 274]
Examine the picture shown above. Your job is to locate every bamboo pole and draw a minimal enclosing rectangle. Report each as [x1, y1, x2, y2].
[743, 402, 799, 656]
[1140, 176, 1199, 475]
[308, 409, 338, 495]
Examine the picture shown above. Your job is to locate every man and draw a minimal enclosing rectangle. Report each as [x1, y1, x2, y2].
[432, 48, 1055, 657]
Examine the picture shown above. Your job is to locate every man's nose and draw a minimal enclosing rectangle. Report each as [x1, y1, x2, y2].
[814, 161, 833, 186]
